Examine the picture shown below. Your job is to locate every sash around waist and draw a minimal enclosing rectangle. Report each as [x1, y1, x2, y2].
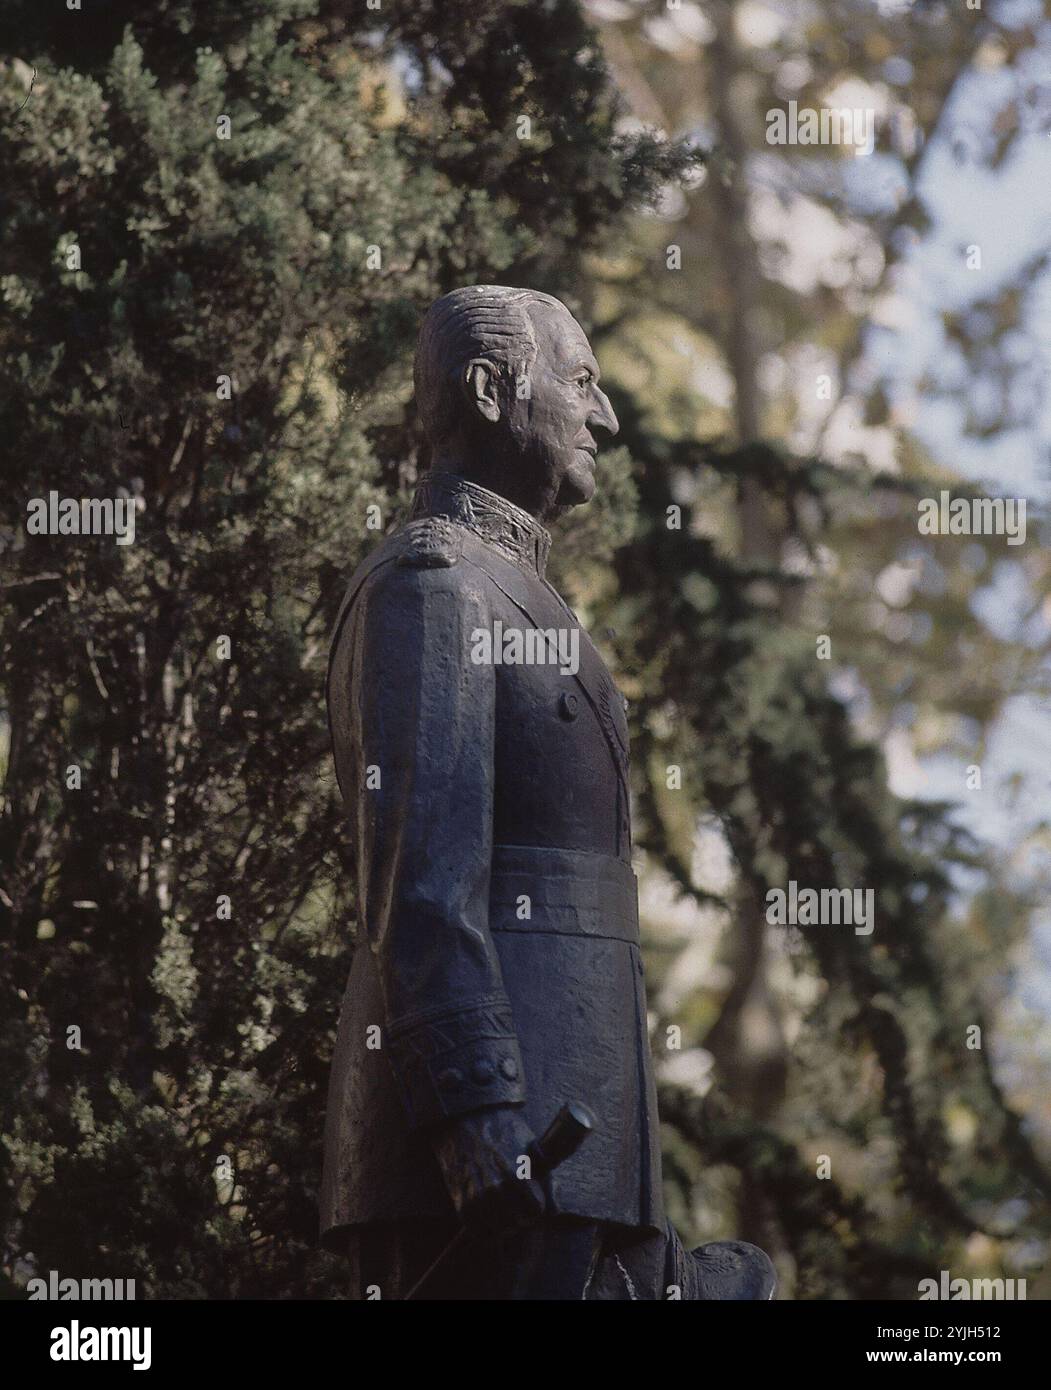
[488, 844, 640, 945]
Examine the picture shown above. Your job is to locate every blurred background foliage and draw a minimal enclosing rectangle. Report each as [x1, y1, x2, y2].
[1, 0, 1049, 1298]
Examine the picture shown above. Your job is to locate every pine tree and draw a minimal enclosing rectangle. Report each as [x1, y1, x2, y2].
[0, 2, 688, 1297]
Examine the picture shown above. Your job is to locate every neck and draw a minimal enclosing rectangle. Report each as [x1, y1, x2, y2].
[428, 446, 560, 522]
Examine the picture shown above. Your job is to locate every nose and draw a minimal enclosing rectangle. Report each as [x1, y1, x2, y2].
[589, 386, 619, 438]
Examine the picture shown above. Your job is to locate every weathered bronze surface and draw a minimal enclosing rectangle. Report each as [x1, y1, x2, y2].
[322, 285, 776, 1300]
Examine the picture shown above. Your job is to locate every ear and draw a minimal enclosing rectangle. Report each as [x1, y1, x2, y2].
[463, 358, 502, 424]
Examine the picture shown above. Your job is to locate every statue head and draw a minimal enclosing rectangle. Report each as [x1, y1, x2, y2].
[414, 285, 619, 521]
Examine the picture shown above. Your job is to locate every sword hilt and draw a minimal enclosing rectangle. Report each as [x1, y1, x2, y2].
[529, 1101, 596, 1174]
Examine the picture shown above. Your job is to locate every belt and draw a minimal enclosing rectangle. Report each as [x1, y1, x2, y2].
[488, 844, 640, 945]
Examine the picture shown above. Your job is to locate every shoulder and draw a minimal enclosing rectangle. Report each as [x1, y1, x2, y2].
[356, 520, 490, 613]
[340, 520, 494, 620]
[338, 521, 469, 614]
[395, 516, 464, 569]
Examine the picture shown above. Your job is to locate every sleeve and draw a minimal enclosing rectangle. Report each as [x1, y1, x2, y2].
[345, 559, 526, 1132]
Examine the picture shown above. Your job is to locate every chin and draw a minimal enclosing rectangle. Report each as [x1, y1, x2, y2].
[556, 458, 597, 507]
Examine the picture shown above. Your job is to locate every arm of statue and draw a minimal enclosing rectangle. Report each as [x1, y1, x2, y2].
[350, 557, 545, 1233]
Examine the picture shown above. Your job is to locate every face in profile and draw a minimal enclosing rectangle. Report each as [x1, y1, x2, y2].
[505, 301, 619, 513]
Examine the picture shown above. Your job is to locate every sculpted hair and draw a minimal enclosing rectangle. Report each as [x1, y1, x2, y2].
[414, 284, 567, 444]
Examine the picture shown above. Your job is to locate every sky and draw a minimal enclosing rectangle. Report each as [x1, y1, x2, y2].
[883, 26, 1051, 1062]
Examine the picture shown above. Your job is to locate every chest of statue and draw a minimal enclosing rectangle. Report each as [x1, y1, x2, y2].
[454, 531, 632, 861]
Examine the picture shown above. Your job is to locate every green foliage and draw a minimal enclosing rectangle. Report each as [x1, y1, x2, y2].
[2, 0, 1047, 1302]
[0, 3, 689, 1297]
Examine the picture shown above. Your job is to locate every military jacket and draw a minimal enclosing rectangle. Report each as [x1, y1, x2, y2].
[320, 472, 664, 1244]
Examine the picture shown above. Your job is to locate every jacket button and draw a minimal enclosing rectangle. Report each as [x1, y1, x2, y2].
[471, 1060, 494, 1084]
[436, 1067, 463, 1092]
[498, 1056, 519, 1081]
[558, 692, 579, 721]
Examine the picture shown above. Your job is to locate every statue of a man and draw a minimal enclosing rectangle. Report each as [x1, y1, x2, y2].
[321, 284, 776, 1300]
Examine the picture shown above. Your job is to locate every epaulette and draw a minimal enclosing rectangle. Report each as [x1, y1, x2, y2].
[396, 517, 464, 569]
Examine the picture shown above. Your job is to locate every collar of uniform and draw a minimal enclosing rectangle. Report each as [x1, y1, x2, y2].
[410, 472, 552, 578]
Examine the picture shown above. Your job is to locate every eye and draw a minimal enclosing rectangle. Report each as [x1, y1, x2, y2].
[575, 373, 592, 391]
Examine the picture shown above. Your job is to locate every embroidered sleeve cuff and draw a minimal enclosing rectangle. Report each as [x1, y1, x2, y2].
[387, 999, 526, 1131]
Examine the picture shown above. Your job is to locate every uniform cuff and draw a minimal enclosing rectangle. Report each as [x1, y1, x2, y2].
[387, 998, 526, 1131]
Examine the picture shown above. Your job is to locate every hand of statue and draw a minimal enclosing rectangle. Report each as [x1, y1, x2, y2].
[430, 1105, 547, 1237]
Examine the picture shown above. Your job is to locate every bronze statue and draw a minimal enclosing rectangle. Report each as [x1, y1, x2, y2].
[321, 285, 776, 1300]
